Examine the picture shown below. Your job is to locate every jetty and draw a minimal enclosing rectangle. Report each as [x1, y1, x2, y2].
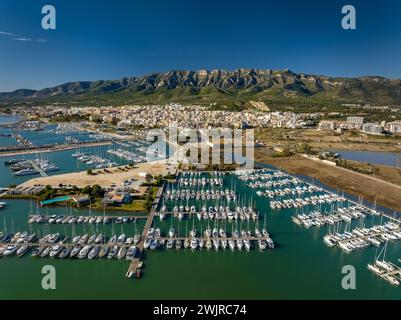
[126, 184, 165, 279]
[28, 160, 48, 177]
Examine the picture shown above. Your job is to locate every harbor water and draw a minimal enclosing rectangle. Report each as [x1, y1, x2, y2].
[0, 173, 400, 299]
[334, 150, 401, 168]
[0, 115, 399, 299]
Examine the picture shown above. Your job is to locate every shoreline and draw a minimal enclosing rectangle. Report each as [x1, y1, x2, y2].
[17, 160, 174, 189]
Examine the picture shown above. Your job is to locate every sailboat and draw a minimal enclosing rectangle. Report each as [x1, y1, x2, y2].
[184, 219, 190, 248]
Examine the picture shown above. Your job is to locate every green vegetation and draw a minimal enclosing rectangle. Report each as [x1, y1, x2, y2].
[335, 159, 377, 175]
[296, 143, 315, 155]
[272, 147, 294, 158]
[3, 70, 401, 111]
[49, 114, 89, 123]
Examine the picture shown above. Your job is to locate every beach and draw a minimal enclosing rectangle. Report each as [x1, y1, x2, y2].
[19, 160, 175, 188]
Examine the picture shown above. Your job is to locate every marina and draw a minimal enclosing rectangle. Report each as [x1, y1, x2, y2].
[0, 149, 399, 298]
[367, 242, 401, 286]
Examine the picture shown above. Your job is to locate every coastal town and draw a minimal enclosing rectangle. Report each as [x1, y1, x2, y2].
[0, 100, 401, 292]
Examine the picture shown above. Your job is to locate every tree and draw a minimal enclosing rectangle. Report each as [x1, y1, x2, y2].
[82, 185, 92, 195]
[297, 143, 313, 155]
[91, 184, 104, 198]
[145, 174, 153, 185]
[87, 169, 93, 175]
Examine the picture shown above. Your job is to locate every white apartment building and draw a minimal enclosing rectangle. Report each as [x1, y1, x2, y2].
[362, 123, 383, 135]
[347, 116, 364, 126]
[389, 122, 401, 134]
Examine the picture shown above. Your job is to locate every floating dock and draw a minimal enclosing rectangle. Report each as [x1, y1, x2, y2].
[126, 184, 165, 279]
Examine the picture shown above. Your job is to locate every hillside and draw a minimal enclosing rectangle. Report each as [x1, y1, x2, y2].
[1, 69, 401, 108]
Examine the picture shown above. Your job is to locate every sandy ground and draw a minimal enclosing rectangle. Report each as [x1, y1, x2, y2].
[19, 161, 176, 189]
[255, 149, 401, 213]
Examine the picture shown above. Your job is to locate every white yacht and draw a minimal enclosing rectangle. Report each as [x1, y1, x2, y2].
[190, 238, 198, 251]
[117, 246, 127, 259]
[49, 245, 63, 258]
[229, 239, 236, 251]
[88, 246, 100, 259]
[78, 245, 92, 259]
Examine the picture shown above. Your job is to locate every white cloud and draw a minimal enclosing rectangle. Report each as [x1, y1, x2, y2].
[0, 30, 46, 43]
[12, 37, 33, 42]
[0, 30, 15, 36]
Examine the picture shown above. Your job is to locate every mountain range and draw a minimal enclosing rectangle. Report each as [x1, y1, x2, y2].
[1, 69, 401, 108]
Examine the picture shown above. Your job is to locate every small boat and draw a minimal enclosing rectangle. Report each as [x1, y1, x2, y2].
[17, 245, 30, 257]
[107, 246, 118, 259]
[213, 238, 220, 251]
[88, 246, 100, 259]
[150, 239, 159, 250]
[221, 239, 227, 250]
[3, 245, 17, 257]
[118, 246, 127, 259]
[117, 234, 126, 246]
[95, 234, 104, 244]
[244, 239, 251, 252]
[206, 239, 212, 250]
[236, 239, 243, 251]
[144, 238, 151, 250]
[166, 239, 175, 249]
[125, 237, 134, 245]
[108, 235, 117, 245]
[190, 238, 198, 251]
[99, 246, 109, 258]
[126, 246, 136, 260]
[175, 239, 182, 249]
[70, 246, 82, 258]
[258, 239, 267, 251]
[40, 246, 51, 258]
[78, 234, 89, 245]
[31, 246, 45, 257]
[59, 247, 71, 259]
[198, 238, 204, 249]
[50, 245, 63, 258]
[184, 238, 190, 249]
[229, 239, 235, 251]
[87, 234, 96, 244]
[78, 245, 92, 259]
[133, 235, 141, 245]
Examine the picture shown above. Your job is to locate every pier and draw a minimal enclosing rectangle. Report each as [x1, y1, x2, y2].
[0, 141, 112, 157]
[28, 160, 48, 177]
[126, 184, 165, 278]
[368, 260, 401, 286]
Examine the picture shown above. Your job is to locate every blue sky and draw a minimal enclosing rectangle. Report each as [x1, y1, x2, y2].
[0, 0, 401, 91]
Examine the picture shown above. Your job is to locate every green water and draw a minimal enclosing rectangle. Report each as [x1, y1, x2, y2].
[0, 171, 400, 300]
